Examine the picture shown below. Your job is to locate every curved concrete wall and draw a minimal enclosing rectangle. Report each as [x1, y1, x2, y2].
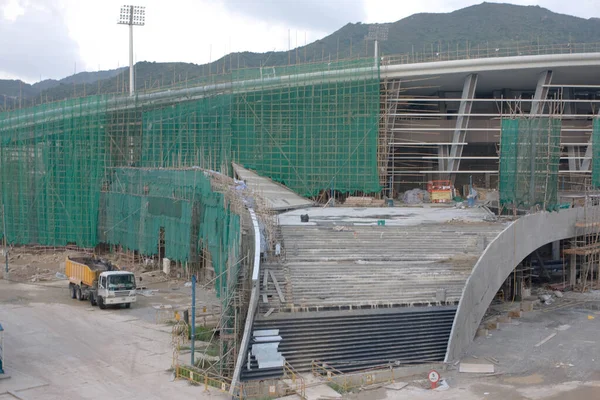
[446, 206, 600, 361]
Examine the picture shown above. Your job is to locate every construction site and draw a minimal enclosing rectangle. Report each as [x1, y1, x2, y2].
[2, 41, 600, 400]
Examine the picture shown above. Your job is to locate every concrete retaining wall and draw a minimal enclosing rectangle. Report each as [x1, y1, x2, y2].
[445, 206, 600, 361]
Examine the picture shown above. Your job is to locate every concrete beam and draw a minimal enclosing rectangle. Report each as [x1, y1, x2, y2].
[380, 53, 600, 80]
[447, 74, 478, 179]
[445, 205, 600, 362]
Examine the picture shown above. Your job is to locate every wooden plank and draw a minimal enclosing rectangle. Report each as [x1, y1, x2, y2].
[564, 243, 600, 255]
[263, 269, 269, 291]
[535, 332, 556, 347]
[459, 363, 495, 373]
[508, 310, 523, 318]
[264, 308, 275, 317]
[575, 221, 600, 228]
[262, 293, 268, 304]
[269, 270, 285, 303]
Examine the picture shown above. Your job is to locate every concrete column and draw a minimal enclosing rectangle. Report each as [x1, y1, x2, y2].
[563, 87, 574, 115]
[579, 90, 598, 172]
[570, 253, 577, 286]
[581, 141, 593, 172]
[552, 240, 560, 260]
[438, 145, 448, 174]
[447, 74, 478, 179]
[567, 146, 578, 172]
[530, 70, 553, 116]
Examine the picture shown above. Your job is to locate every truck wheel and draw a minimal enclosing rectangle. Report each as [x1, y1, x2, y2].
[98, 296, 106, 310]
[90, 293, 97, 306]
[125, 303, 131, 309]
[70, 284, 76, 299]
[76, 287, 84, 301]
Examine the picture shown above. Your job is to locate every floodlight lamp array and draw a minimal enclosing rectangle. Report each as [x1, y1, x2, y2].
[366, 25, 389, 41]
[118, 5, 146, 26]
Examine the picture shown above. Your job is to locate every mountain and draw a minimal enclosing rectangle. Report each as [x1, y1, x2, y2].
[2, 2, 600, 109]
[0, 67, 126, 110]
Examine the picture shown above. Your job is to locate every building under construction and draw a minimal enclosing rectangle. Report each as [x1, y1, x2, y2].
[2, 43, 600, 397]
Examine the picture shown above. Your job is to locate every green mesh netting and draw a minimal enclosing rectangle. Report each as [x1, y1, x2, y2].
[231, 59, 381, 196]
[140, 59, 381, 196]
[0, 59, 380, 252]
[593, 118, 600, 188]
[0, 98, 108, 247]
[141, 94, 232, 173]
[499, 118, 561, 210]
[98, 168, 240, 297]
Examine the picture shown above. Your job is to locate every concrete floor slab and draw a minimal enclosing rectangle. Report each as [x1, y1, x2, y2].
[233, 164, 313, 211]
[278, 206, 498, 226]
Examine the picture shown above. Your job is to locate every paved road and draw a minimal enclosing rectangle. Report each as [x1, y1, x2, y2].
[0, 280, 227, 400]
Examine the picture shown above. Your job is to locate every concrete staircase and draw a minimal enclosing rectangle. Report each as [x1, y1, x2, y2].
[244, 219, 505, 380]
[241, 306, 456, 381]
[277, 224, 504, 310]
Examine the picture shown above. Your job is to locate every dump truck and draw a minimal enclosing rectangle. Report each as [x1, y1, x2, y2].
[66, 256, 136, 309]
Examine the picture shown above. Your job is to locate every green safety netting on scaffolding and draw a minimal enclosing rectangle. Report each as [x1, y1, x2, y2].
[231, 58, 381, 197]
[0, 96, 110, 247]
[99, 168, 240, 297]
[593, 118, 600, 188]
[0, 58, 381, 264]
[141, 58, 382, 196]
[499, 117, 561, 210]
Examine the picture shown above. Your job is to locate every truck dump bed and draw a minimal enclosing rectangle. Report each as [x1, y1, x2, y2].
[66, 257, 118, 287]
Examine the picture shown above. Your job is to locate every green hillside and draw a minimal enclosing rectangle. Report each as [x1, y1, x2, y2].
[2, 2, 599, 109]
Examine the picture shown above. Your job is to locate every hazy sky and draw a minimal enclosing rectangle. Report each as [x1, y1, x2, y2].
[1, 0, 598, 83]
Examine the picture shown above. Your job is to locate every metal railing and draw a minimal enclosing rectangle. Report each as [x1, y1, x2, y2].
[176, 365, 242, 395]
[175, 361, 307, 399]
[283, 361, 307, 399]
[311, 359, 433, 393]
[382, 42, 600, 66]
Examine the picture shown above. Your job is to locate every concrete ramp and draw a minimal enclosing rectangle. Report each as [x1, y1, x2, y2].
[265, 207, 507, 312]
[233, 163, 313, 211]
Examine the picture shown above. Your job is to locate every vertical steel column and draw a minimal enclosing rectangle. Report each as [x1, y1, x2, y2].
[447, 74, 478, 180]
[2, 204, 7, 279]
[129, 5, 134, 96]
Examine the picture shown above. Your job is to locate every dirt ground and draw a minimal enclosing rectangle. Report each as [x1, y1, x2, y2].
[1, 248, 186, 285]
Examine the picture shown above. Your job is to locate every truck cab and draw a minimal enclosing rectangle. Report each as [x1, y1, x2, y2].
[98, 271, 137, 308]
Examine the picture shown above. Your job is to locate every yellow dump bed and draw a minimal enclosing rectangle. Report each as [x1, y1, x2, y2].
[65, 256, 116, 287]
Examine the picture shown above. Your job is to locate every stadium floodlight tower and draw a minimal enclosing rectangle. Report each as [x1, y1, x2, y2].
[118, 5, 145, 96]
[366, 25, 388, 68]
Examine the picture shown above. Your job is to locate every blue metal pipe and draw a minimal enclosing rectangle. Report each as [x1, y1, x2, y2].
[191, 274, 196, 366]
